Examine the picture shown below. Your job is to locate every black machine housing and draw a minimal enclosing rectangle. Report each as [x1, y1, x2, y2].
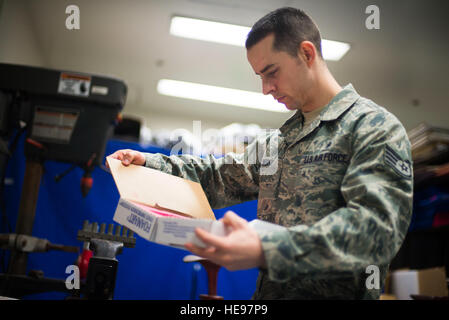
[0, 63, 127, 166]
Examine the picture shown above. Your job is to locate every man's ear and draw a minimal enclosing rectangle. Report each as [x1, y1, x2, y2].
[298, 41, 316, 67]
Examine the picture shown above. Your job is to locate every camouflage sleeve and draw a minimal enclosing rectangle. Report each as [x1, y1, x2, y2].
[257, 111, 413, 282]
[142, 137, 264, 209]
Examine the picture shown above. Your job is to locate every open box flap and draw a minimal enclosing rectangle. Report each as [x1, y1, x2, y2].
[107, 157, 215, 220]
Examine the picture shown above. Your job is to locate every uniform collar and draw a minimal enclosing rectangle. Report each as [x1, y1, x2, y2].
[319, 83, 360, 121]
[279, 83, 360, 134]
[278, 84, 360, 146]
[279, 109, 303, 135]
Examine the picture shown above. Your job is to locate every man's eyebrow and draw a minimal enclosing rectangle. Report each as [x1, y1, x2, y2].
[256, 64, 276, 75]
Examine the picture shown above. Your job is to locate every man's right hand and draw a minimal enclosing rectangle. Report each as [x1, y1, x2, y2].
[106, 149, 146, 167]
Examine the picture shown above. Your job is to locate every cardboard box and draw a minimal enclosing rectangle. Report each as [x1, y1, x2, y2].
[107, 157, 226, 249]
[390, 267, 449, 300]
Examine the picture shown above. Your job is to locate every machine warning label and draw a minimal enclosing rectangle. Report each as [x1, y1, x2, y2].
[58, 72, 91, 97]
[31, 106, 79, 143]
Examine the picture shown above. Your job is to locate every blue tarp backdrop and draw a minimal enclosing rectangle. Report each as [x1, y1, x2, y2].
[2, 135, 258, 299]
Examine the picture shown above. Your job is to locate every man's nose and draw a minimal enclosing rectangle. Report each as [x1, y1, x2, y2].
[262, 79, 275, 95]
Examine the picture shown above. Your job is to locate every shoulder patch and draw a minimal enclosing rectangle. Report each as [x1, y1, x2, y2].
[384, 145, 412, 179]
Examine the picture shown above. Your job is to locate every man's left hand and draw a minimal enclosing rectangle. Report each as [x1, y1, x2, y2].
[184, 211, 266, 271]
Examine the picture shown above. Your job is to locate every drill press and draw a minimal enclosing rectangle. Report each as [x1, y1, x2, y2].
[0, 63, 127, 298]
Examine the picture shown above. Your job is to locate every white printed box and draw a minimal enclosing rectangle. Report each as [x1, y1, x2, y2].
[107, 157, 226, 249]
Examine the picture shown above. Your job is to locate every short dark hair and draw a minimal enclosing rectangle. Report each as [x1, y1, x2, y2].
[245, 7, 323, 59]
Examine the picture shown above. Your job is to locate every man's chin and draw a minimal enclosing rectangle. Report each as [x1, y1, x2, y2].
[278, 98, 299, 111]
[284, 103, 299, 111]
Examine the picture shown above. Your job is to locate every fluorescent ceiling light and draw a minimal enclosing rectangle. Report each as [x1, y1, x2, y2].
[321, 39, 351, 61]
[170, 16, 249, 47]
[170, 16, 350, 61]
[157, 79, 291, 113]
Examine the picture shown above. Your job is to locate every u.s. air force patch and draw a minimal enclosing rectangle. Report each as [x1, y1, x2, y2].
[384, 144, 412, 179]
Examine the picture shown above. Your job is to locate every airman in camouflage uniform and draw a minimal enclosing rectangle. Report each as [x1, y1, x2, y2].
[141, 83, 413, 299]
[109, 7, 413, 299]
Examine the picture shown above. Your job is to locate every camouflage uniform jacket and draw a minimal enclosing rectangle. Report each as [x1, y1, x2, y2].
[143, 84, 413, 299]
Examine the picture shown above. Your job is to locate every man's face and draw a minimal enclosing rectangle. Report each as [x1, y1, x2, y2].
[247, 33, 312, 111]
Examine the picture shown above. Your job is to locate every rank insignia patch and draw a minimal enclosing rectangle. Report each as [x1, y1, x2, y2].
[384, 145, 412, 179]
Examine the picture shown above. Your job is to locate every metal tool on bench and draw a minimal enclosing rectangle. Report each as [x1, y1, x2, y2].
[77, 220, 136, 248]
[0, 234, 79, 298]
[0, 234, 79, 253]
[76, 220, 135, 300]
